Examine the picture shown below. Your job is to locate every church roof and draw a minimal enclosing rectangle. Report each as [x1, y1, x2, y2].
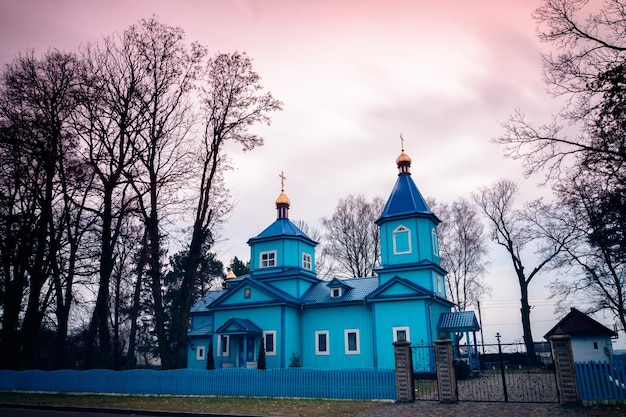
[301, 277, 379, 304]
[191, 290, 226, 312]
[376, 171, 439, 224]
[544, 307, 617, 339]
[188, 323, 214, 337]
[247, 218, 317, 245]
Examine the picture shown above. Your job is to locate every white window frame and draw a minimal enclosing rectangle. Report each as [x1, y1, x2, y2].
[393, 326, 411, 343]
[302, 252, 312, 270]
[196, 345, 206, 361]
[435, 274, 444, 294]
[432, 228, 439, 257]
[393, 225, 412, 255]
[331, 287, 342, 298]
[260, 250, 277, 268]
[344, 329, 360, 355]
[315, 330, 330, 355]
[263, 330, 277, 356]
[219, 335, 230, 357]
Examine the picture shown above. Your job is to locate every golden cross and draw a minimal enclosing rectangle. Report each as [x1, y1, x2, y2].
[400, 133, 404, 151]
[279, 171, 286, 191]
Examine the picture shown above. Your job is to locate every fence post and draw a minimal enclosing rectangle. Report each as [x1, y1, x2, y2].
[550, 328, 580, 406]
[434, 333, 457, 403]
[393, 339, 414, 402]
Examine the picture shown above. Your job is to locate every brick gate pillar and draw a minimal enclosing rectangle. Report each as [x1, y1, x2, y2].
[393, 340, 414, 402]
[434, 334, 457, 403]
[550, 328, 580, 406]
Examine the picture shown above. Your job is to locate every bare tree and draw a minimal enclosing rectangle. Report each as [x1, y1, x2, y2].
[123, 18, 206, 370]
[173, 51, 282, 368]
[0, 50, 85, 369]
[321, 194, 384, 278]
[430, 198, 490, 313]
[496, 0, 626, 180]
[495, 0, 626, 332]
[76, 31, 147, 368]
[473, 179, 566, 361]
[544, 173, 626, 334]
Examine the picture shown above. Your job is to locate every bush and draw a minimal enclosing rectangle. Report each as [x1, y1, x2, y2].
[288, 352, 302, 368]
[454, 360, 471, 380]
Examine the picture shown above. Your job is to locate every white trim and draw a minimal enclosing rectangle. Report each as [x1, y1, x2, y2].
[392, 225, 412, 255]
[302, 252, 312, 270]
[260, 250, 277, 268]
[393, 326, 410, 343]
[344, 329, 360, 355]
[432, 228, 439, 257]
[315, 330, 330, 355]
[331, 287, 342, 298]
[196, 345, 206, 361]
[263, 331, 277, 356]
[219, 335, 230, 357]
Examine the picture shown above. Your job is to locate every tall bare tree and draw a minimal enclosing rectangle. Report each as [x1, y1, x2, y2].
[172, 51, 282, 368]
[495, 0, 626, 332]
[76, 30, 148, 368]
[321, 194, 384, 278]
[0, 50, 85, 369]
[473, 179, 566, 361]
[123, 18, 206, 370]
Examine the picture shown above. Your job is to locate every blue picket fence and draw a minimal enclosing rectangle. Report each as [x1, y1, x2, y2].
[575, 360, 626, 404]
[0, 367, 396, 400]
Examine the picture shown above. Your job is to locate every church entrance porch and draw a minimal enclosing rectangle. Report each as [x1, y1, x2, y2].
[215, 318, 263, 369]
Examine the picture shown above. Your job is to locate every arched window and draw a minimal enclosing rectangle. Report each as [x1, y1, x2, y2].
[393, 225, 412, 255]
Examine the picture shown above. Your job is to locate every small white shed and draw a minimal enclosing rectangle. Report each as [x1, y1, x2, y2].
[544, 307, 617, 362]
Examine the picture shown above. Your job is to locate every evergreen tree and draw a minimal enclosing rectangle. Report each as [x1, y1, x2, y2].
[257, 339, 266, 370]
[206, 342, 214, 370]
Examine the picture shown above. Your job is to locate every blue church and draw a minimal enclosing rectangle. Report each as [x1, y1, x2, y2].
[187, 145, 454, 370]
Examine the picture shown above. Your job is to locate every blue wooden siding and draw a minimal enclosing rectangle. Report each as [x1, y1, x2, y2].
[0, 368, 396, 400]
[303, 305, 373, 369]
[268, 278, 314, 298]
[372, 299, 435, 369]
[379, 217, 438, 268]
[575, 360, 626, 404]
[218, 284, 275, 305]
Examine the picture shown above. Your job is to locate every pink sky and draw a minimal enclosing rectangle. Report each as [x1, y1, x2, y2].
[2, 0, 615, 346]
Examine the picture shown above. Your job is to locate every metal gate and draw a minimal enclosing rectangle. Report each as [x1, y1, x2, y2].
[411, 343, 439, 401]
[456, 336, 559, 403]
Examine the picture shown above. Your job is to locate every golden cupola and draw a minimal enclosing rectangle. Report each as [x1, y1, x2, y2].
[396, 133, 412, 175]
[276, 171, 290, 219]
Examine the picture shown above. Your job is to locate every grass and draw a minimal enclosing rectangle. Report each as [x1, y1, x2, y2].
[0, 392, 384, 416]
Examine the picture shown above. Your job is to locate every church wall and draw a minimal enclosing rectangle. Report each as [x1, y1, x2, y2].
[187, 335, 212, 370]
[209, 304, 300, 369]
[302, 304, 374, 369]
[250, 239, 315, 274]
[372, 299, 437, 369]
[267, 278, 314, 299]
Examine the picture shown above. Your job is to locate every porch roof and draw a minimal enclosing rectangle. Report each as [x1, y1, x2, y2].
[215, 318, 263, 335]
[437, 311, 480, 333]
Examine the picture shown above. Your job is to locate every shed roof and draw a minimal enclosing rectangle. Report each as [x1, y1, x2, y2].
[544, 308, 617, 339]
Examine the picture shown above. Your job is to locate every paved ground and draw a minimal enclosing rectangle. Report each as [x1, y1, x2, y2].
[355, 402, 626, 417]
